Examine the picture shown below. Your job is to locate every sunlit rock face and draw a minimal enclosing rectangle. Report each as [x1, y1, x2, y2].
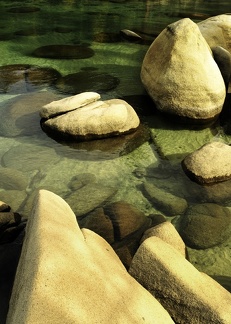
[182, 141, 231, 184]
[141, 18, 226, 121]
[198, 14, 231, 53]
[40, 92, 140, 141]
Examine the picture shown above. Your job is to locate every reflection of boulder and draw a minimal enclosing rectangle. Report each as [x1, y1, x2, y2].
[141, 18, 226, 121]
[55, 70, 119, 94]
[32, 44, 94, 59]
[40, 92, 140, 142]
[0, 64, 61, 94]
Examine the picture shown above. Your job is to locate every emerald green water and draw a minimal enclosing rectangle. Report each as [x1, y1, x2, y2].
[0, 0, 231, 280]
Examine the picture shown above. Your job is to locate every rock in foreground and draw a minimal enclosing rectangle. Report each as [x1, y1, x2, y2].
[7, 190, 173, 324]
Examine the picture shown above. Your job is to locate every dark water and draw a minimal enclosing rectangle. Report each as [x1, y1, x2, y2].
[0, 0, 231, 289]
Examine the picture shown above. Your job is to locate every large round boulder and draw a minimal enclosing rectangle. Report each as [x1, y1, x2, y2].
[141, 18, 226, 121]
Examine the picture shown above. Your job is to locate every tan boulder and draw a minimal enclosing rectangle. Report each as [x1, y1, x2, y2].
[182, 141, 231, 184]
[140, 221, 186, 257]
[129, 236, 231, 324]
[141, 18, 226, 120]
[41, 98, 140, 140]
[40, 91, 100, 118]
[198, 14, 231, 53]
[7, 190, 173, 324]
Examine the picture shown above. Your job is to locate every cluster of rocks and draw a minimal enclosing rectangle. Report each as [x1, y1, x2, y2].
[5, 190, 231, 324]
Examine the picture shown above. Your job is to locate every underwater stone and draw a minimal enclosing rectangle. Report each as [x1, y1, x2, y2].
[178, 203, 231, 249]
[32, 44, 94, 59]
[55, 70, 119, 94]
[0, 64, 61, 94]
[0, 91, 63, 137]
[65, 183, 117, 218]
[143, 181, 188, 216]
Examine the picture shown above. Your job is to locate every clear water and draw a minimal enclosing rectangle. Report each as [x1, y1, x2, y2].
[0, 0, 231, 279]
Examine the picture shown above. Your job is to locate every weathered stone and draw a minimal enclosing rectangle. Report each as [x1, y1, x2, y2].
[141, 221, 186, 257]
[41, 98, 140, 141]
[40, 92, 101, 119]
[198, 14, 231, 53]
[7, 190, 174, 324]
[178, 203, 231, 249]
[129, 236, 231, 324]
[182, 141, 231, 184]
[141, 18, 226, 120]
[143, 182, 188, 216]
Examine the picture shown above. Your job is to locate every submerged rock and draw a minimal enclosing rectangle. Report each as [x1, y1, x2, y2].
[0, 64, 61, 94]
[182, 141, 231, 184]
[65, 183, 117, 218]
[55, 70, 119, 94]
[143, 181, 188, 216]
[141, 18, 226, 121]
[178, 203, 231, 249]
[32, 44, 94, 59]
[0, 91, 63, 137]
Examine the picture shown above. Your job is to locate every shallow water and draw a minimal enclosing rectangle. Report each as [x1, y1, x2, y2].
[0, 0, 231, 280]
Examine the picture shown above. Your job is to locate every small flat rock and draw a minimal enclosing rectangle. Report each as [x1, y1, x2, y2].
[182, 141, 231, 184]
[40, 92, 101, 119]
